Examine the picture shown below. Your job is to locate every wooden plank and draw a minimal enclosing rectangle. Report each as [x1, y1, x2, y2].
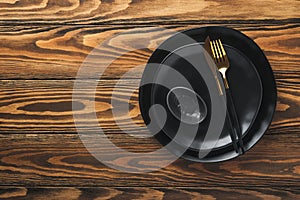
[0, 79, 299, 134]
[0, 133, 299, 187]
[0, 0, 299, 25]
[0, 0, 298, 197]
[0, 24, 299, 80]
[0, 187, 298, 199]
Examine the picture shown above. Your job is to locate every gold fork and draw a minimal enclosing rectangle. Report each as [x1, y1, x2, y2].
[210, 39, 229, 89]
[209, 38, 245, 154]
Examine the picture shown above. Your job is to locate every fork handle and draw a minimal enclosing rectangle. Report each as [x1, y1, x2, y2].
[226, 88, 245, 154]
[223, 76, 229, 89]
[225, 109, 239, 153]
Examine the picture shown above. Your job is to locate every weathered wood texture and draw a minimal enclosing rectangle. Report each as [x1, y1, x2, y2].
[0, 187, 299, 200]
[0, 134, 299, 187]
[0, 0, 299, 199]
[0, 24, 299, 80]
[0, 0, 299, 25]
[0, 80, 298, 134]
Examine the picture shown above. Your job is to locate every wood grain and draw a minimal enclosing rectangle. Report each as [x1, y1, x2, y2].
[0, 134, 299, 187]
[0, 0, 299, 25]
[0, 79, 299, 134]
[0, 187, 299, 200]
[0, 0, 299, 198]
[0, 24, 299, 80]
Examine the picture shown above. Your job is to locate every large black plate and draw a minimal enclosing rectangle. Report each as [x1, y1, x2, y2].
[139, 26, 277, 162]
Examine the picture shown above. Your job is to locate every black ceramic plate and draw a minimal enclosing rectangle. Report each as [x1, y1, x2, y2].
[139, 26, 277, 162]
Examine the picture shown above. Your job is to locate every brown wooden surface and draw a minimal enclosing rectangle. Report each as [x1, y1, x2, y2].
[0, 79, 299, 135]
[0, 0, 299, 24]
[0, 133, 299, 187]
[0, 24, 299, 80]
[0, 187, 299, 200]
[0, 0, 300, 199]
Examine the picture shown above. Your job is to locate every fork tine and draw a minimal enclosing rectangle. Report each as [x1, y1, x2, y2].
[218, 39, 226, 57]
[212, 40, 220, 62]
[218, 39, 228, 62]
[215, 39, 224, 62]
[209, 41, 217, 63]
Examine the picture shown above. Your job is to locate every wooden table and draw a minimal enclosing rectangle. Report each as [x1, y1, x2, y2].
[0, 0, 299, 199]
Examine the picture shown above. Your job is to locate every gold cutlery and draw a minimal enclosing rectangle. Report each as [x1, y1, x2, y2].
[205, 36, 245, 154]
